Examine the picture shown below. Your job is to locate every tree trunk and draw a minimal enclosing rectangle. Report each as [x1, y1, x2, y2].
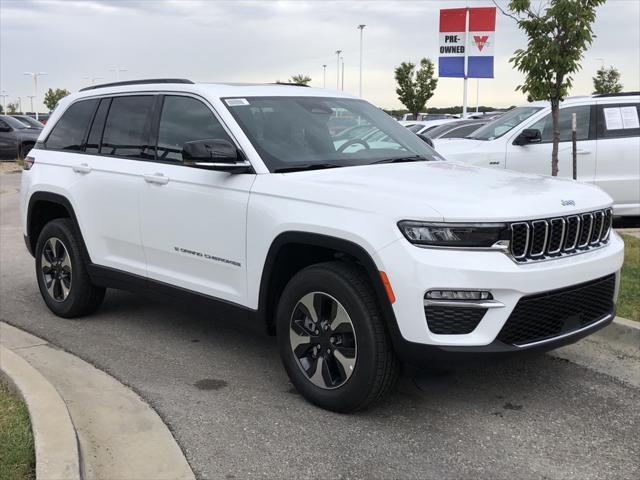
[550, 100, 560, 176]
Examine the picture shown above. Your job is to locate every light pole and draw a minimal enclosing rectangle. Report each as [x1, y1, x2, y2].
[27, 96, 35, 114]
[23, 72, 47, 120]
[341, 56, 345, 91]
[109, 67, 127, 81]
[357, 24, 366, 97]
[322, 64, 327, 88]
[335, 50, 342, 89]
[17, 97, 23, 114]
[0, 92, 8, 113]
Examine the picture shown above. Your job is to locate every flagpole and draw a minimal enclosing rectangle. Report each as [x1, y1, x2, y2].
[462, 3, 470, 118]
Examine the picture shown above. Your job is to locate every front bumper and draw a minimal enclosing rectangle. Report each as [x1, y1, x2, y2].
[376, 232, 624, 364]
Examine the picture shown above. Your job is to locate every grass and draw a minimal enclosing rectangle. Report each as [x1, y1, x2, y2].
[0, 381, 35, 480]
[618, 234, 640, 322]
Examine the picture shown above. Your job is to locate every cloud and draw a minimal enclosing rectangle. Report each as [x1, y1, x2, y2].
[1, 0, 638, 112]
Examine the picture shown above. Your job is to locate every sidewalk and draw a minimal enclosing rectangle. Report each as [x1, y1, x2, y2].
[0, 322, 195, 480]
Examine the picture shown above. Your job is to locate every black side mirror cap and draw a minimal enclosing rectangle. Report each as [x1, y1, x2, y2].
[182, 139, 252, 173]
[417, 133, 434, 148]
[514, 128, 542, 146]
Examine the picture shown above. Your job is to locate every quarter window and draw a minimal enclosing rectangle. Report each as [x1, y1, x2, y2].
[598, 103, 640, 139]
[156, 95, 232, 162]
[100, 95, 154, 158]
[45, 99, 98, 151]
[529, 105, 591, 143]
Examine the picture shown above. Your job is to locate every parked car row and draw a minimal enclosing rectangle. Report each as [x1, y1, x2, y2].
[0, 115, 43, 160]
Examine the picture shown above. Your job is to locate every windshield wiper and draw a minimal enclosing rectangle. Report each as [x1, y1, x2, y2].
[370, 155, 428, 165]
[273, 163, 343, 173]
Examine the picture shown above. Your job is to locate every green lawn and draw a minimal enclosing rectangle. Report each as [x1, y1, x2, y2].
[0, 381, 34, 480]
[618, 234, 640, 322]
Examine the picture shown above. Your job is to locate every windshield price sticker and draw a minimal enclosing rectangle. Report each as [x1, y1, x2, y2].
[225, 98, 250, 107]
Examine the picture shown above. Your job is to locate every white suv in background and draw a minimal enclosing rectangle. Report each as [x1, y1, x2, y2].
[21, 80, 623, 412]
[434, 93, 640, 217]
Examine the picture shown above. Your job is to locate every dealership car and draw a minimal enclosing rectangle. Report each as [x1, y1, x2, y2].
[21, 80, 623, 412]
[0, 115, 41, 160]
[434, 93, 640, 217]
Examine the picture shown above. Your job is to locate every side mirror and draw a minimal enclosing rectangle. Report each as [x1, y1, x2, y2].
[182, 139, 251, 173]
[513, 128, 542, 146]
[0, 126, 12, 133]
[417, 133, 434, 148]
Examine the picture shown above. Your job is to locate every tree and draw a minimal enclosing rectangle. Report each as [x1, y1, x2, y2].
[43, 88, 71, 111]
[6, 102, 18, 114]
[289, 74, 312, 86]
[500, 0, 605, 176]
[394, 58, 438, 119]
[593, 66, 623, 94]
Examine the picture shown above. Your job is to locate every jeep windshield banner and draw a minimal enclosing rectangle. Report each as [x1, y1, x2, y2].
[438, 6, 496, 79]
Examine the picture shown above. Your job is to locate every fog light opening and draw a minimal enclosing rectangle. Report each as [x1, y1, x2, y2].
[426, 290, 493, 301]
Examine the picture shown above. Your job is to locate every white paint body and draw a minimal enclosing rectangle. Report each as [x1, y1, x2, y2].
[434, 95, 640, 217]
[21, 83, 624, 348]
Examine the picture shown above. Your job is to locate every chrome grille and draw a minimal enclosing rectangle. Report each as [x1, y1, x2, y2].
[509, 208, 613, 263]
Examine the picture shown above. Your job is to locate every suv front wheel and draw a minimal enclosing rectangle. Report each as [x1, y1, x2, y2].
[35, 218, 105, 317]
[276, 261, 400, 412]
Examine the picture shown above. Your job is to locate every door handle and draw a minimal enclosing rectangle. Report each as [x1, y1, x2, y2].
[72, 163, 92, 174]
[576, 150, 591, 156]
[143, 173, 169, 185]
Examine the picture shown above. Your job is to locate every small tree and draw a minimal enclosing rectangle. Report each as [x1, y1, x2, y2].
[394, 58, 438, 119]
[289, 74, 312, 86]
[6, 102, 18, 114]
[593, 66, 623, 94]
[43, 88, 71, 111]
[500, 0, 605, 176]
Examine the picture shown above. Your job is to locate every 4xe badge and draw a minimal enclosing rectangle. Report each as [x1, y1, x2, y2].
[561, 200, 576, 206]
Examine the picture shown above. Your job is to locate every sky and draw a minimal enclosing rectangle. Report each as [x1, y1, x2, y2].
[1, 0, 639, 112]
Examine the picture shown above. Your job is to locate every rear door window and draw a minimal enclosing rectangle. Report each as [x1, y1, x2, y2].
[45, 99, 98, 151]
[597, 103, 640, 139]
[100, 95, 154, 158]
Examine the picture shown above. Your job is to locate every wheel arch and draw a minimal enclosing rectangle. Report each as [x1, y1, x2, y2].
[258, 231, 402, 344]
[26, 192, 90, 261]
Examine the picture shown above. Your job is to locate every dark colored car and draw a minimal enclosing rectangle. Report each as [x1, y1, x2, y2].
[0, 115, 41, 160]
[11, 115, 45, 130]
[424, 120, 488, 140]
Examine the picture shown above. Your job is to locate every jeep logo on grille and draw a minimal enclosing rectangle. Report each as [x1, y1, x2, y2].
[561, 199, 576, 206]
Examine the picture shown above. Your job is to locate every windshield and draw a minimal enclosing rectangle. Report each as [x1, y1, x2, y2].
[406, 124, 424, 133]
[14, 116, 43, 128]
[1, 116, 28, 129]
[467, 106, 543, 140]
[225, 96, 443, 171]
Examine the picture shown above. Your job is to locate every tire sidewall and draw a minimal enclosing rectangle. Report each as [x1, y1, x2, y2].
[276, 265, 383, 412]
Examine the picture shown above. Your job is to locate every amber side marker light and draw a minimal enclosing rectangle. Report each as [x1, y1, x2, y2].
[23, 155, 35, 170]
[379, 271, 396, 304]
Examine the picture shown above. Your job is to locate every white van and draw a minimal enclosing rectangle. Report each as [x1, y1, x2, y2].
[434, 93, 640, 217]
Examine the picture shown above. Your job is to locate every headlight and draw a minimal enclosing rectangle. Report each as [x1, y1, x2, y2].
[398, 221, 508, 248]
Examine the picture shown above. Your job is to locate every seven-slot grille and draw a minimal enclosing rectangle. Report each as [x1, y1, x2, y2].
[510, 209, 612, 263]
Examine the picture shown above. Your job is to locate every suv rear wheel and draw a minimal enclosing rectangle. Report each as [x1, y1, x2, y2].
[35, 218, 105, 317]
[276, 261, 399, 412]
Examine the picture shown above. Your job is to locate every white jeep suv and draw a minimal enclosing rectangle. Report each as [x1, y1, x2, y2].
[21, 79, 624, 412]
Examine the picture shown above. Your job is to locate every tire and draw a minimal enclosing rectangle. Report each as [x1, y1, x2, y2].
[35, 218, 105, 318]
[276, 261, 400, 412]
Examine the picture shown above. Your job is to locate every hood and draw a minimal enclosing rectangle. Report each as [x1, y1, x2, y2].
[258, 161, 612, 222]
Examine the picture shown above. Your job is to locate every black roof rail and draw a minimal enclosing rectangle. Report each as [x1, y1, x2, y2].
[592, 91, 639, 98]
[271, 82, 311, 87]
[79, 78, 194, 92]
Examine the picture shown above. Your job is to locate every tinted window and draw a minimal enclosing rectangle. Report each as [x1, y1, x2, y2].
[2, 116, 29, 129]
[529, 105, 591, 142]
[85, 98, 111, 154]
[156, 96, 232, 162]
[101, 96, 153, 158]
[0, 119, 9, 130]
[468, 106, 542, 140]
[46, 99, 98, 150]
[441, 123, 485, 138]
[598, 103, 640, 139]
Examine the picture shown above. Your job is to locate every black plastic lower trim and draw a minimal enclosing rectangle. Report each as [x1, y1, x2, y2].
[24, 234, 34, 257]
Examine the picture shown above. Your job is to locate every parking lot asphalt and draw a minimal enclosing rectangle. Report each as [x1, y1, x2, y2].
[1, 172, 639, 480]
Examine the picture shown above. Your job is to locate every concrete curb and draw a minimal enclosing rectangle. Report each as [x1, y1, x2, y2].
[0, 345, 81, 480]
[592, 316, 640, 352]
